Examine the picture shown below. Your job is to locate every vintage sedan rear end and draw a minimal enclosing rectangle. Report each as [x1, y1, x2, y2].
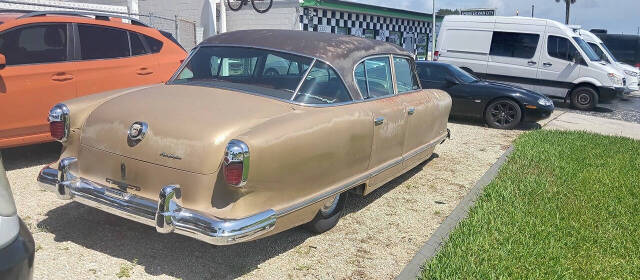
[38, 30, 451, 245]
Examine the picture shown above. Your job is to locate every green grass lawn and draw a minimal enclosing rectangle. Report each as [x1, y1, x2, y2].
[421, 130, 640, 279]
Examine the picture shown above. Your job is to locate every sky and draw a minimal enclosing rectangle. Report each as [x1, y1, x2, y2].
[352, 0, 640, 35]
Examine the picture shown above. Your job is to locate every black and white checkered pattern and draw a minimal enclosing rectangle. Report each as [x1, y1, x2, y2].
[299, 7, 432, 55]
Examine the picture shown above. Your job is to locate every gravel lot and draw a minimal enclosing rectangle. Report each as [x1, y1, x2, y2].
[554, 91, 640, 124]
[2, 116, 555, 280]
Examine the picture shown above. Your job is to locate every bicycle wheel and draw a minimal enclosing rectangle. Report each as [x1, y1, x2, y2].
[227, 0, 244, 11]
[251, 0, 273, 13]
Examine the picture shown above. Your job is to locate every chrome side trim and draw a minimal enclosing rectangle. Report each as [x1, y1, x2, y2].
[37, 165, 277, 245]
[276, 131, 449, 217]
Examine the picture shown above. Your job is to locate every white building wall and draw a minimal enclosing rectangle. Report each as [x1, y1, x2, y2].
[224, 0, 301, 32]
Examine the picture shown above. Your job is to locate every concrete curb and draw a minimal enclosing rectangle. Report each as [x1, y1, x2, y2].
[396, 145, 515, 280]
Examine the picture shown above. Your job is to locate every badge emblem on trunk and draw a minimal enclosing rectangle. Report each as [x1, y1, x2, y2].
[127, 121, 148, 146]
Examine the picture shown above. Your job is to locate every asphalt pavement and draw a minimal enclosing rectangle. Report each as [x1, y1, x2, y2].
[554, 92, 640, 124]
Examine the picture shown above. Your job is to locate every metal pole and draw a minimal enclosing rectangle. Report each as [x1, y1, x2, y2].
[532, 5, 534, 17]
[174, 15, 180, 44]
[431, 0, 436, 61]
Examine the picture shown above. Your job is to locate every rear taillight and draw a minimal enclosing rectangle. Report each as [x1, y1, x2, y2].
[223, 140, 249, 187]
[50, 121, 65, 140]
[433, 51, 439, 61]
[48, 104, 69, 142]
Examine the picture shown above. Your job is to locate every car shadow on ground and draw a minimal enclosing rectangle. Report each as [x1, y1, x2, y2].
[552, 100, 614, 113]
[1, 142, 61, 171]
[36, 154, 439, 279]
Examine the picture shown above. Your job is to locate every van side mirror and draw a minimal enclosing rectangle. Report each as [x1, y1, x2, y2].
[0, 54, 5, 70]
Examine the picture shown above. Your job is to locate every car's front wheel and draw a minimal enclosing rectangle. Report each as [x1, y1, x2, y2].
[570, 86, 599, 110]
[484, 99, 522, 129]
[304, 192, 347, 233]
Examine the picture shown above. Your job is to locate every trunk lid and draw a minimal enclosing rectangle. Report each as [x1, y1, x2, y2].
[80, 84, 293, 174]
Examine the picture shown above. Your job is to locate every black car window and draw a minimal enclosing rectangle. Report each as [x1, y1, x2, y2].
[393, 57, 420, 93]
[78, 24, 130, 59]
[447, 65, 478, 83]
[143, 34, 163, 53]
[295, 60, 352, 104]
[547, 35, 581, 61]
[0, 24, 67, 65]
[416, 63, 448, 82]
[490, 31, 540, 59]
[130, 32, 147, 56]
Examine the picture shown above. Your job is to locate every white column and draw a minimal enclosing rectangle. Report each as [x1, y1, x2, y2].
[127, 0, 139, 19]
[219, 0, 227, 33]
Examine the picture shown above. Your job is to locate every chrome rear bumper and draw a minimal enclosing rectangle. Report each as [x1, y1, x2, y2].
[37, 158, 276, 245]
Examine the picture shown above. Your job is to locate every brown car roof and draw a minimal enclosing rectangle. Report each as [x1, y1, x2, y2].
[199, 29, 414, 100]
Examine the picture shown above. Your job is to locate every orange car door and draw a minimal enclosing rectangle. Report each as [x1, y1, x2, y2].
[73, 24, 157, 96]
[0, 23, 77, 147]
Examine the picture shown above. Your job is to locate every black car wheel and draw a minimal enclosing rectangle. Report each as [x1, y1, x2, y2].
[484, 99, 522, 129]
[570, 86, 598, 110]
[304, 192, 347, 233]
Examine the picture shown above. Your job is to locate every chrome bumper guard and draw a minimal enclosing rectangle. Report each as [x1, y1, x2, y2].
[37, 158, 277, 245]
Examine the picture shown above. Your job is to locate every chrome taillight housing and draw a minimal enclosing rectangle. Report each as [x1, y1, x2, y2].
[48, 103, 70, 142]
[223, 139, 249, 187]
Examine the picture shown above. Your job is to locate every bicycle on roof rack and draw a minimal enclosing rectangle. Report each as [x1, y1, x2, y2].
[226, 0, 273, 13]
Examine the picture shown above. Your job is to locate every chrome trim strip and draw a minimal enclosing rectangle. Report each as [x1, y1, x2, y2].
[291, 58, 316, 101]
[276, 131, 449, 217]
[37, 165, 277, 245]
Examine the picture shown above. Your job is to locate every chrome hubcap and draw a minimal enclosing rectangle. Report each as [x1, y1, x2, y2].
[319, 194, 340, 215]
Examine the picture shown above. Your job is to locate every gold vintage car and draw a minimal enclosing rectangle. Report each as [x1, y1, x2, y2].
[38, 30, 452, 245]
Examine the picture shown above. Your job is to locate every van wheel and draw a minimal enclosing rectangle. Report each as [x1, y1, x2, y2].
[304, 192, 347, 233]
[484, 99, 522, 129]
[570, 86, 599, 110]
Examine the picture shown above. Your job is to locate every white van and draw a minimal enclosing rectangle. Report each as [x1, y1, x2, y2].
[578, 29, 639, 94]
[435, 16, 626, 110]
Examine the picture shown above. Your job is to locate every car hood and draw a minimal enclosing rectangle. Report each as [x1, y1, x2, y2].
[80, 84, 294, 174]
[474, 80, 548, 99]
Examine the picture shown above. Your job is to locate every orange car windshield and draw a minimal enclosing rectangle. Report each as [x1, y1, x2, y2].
[171, 46, 314, 100]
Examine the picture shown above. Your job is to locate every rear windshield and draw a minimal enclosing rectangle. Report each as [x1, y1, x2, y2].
[171, 46, 351, 104]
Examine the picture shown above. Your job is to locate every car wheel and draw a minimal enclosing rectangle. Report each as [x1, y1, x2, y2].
[484, 99, 522, 129]
[304, 192, 347, 233]
[570, 86, 599, 110]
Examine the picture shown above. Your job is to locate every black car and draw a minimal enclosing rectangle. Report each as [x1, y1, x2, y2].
[0, 155, 34, 280]
[416, 61, 554, 129]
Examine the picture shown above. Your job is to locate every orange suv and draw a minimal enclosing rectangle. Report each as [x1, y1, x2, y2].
[0, 11, 187, 148]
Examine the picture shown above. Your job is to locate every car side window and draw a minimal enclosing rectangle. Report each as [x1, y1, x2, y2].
[393, 57, 420, 93]
[294, 60, 351, 104]
[547, 35, 580, 61]
[0, 24, 67, 65]
[355, 56, 394, 99]
[130, 33, 147, 56]
[142, 34, 163, 53]
[78, 24, 130, 60]
[489, 31, 540, 59]
[416, 64, 448, 82]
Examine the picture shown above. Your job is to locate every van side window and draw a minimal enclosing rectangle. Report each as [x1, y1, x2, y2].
[393, 57, 421, 93]
[547, 36, 580, 61]
[587, 42, 608, 62]
[78, 24, 130, 59]
[0, 24, 67, 65]
[489, 31, 540, 59]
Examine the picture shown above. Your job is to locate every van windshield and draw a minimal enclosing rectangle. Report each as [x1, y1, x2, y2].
[573, 37, 601, 62]
[600, 43, 618, 62]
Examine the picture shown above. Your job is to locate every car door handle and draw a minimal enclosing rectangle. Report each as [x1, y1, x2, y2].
[136, 67, 154, 75]
[543, 62, 553, 67]
[407, 108, 415, 115]
[527, 61, 537, 65]
[374, 117, 384, 126]
[51, 73, 73, 82]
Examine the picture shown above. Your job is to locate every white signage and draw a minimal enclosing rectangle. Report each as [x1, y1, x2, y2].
[317, 25, 331, 33]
